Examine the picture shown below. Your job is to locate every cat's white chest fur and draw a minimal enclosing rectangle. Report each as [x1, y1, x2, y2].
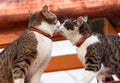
[27, 31, 52, 76]
[34, 31, 52, 62]
[77, 35, 100, 64]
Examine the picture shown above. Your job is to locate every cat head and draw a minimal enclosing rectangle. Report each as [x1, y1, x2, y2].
[28, 5, 60, 36]
[58, 15, 91, 39]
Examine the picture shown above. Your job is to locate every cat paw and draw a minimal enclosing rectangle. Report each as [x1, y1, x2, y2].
[14, 78, 24, 83]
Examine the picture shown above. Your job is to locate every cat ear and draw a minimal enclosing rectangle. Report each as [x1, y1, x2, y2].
[28, 10, 33, 16]
[77, 16, 84, 26]
[77, 15, 88, 26]
[41, 5, 49, 15]
[81, 15, 88, 22]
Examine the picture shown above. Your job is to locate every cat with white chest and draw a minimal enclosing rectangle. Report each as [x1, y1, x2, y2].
[0, 5, 60, 83]
[58, 16, 120, 83]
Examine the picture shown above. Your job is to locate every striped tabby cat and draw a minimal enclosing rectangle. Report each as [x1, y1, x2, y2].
[0, 5, 60, 83]
[58, 15, 120, 83]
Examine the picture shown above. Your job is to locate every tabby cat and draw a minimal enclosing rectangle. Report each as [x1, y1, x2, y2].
[0, 5, 60, 83]
[58, 15, 120, 83]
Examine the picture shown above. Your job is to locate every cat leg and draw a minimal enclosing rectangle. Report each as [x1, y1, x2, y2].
[79, 69, 98, 83]
[30, 61, 49, 83]
[79, 60, 101, 83]
[13, 68, 25, 83]
[25, 59, 50, 83]
[96, 64, 109, 83]
[30, 70, 43, 83]
[25, 69, 42, 83]
[96, 72, 106, 83]
[14, 78, 24, 83]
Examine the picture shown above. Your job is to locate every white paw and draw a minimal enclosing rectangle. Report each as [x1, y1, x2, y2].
[14, 78, 24, 83]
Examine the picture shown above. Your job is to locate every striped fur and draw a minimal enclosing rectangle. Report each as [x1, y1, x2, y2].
[0, 5, 60, 83]
[58, 16, 120, 83]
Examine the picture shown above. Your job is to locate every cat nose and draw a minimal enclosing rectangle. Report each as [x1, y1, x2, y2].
[56, 21, 61, 28]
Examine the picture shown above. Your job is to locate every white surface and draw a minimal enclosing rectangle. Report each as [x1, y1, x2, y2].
[66, 69, 97, 83]
[41, 70, 77, 83]
[51, 40, 76, 56]
[41, 69, 97, 83]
